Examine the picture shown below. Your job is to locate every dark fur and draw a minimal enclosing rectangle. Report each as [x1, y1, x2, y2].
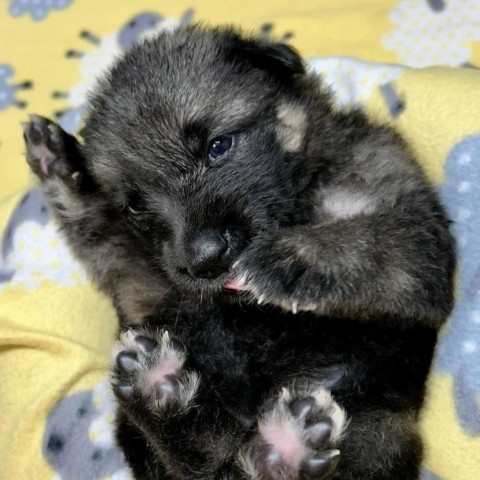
[23, 25, 455, 479]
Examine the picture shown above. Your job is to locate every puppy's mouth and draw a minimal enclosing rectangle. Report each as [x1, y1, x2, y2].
[224, 275, 250, 292]
[171, 225, 254, 296]
[170, 266, 251, 298]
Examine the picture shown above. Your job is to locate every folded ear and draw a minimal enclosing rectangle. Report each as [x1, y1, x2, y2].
[227, 32, 305, 80]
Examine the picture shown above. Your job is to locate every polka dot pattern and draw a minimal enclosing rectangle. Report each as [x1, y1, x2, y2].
[438, 135, 480, 435]
[383, 0, 480, 67]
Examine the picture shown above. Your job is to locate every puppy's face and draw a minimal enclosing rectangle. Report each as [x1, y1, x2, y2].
[80, 27, 308, 295]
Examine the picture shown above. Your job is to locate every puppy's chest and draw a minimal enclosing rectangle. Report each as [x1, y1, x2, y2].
[185, 316, 277, 380]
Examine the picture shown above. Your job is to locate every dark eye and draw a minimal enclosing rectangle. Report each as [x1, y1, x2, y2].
[208, 136, 233, 160]
[126, 193, 145, 215]
[127, 205, 143, 215]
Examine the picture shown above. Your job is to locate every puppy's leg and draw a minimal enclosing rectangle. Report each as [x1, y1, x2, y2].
[116, 414, 173, 479]
[335, 409, 423, 480]
[23, 116, 167, 323]
[112, 328, 246, 479]
[22, 115, 106, 264]
[237, 387, 421, 480]
[237, 386, 347, 480]
[232, 210, 454, 326]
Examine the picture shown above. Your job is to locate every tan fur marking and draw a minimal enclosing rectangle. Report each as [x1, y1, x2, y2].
[276, 103, 307, 152]
[322, 188, 377, 220]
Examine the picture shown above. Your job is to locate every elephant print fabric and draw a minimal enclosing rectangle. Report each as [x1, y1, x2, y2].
[2, 2, 480, 480]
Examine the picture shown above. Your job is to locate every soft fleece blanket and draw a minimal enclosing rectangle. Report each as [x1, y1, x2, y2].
[1, 1, 480, 479]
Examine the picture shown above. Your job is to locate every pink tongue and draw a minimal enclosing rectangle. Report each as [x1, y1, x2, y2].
[225, 277, 250, 292]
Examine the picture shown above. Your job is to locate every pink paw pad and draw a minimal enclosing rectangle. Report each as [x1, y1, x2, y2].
[242, 388, 346, 480]
[113, 330, 199, 410]
[23, 114, 82, 187]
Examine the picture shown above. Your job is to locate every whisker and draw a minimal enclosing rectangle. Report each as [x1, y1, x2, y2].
[175, 294, 185, 328]
[149, 285, 172, 315]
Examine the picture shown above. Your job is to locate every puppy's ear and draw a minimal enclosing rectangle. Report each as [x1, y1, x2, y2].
[228, 34, 305, 79]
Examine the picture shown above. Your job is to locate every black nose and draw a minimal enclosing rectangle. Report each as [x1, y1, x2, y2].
[185, 230, 230, 279]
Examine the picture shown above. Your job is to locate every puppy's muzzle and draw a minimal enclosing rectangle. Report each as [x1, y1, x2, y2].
[184, 229, 233, 279]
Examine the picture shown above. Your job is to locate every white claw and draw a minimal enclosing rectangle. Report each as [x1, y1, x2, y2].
[237, 273, 248, 287]
[232, 260, 240, 270]
[280, 387, 291, 400]
[162, 330, 170, 342]
[291, 302, 298, 314]
[257, 294, 266, 305]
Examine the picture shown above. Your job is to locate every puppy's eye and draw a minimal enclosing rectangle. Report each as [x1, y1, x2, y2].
[208, 136, 233, 160]
[127, 205, 143, 215]
[126, 194, 146, 215]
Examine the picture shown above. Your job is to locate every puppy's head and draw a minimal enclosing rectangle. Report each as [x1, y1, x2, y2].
[80, 26, 313, 295]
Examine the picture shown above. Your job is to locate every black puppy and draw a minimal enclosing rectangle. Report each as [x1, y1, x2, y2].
[23, 26, 455, 480]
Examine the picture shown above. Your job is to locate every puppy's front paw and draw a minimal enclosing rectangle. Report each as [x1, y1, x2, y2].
[228, 231, 330, 314]
[112, 330, 200, 412]
[23, 115, 82, 188]
[239, 387, 347, 480]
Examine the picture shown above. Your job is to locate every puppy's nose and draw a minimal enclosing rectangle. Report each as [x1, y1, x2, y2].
[185, 230, 230, 279]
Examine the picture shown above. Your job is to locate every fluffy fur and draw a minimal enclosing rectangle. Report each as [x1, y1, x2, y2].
[23, 25, 455, 479]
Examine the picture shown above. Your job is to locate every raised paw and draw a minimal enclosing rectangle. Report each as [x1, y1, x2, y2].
[23, 114, 83, 188]
[239, 387, 347, 480]
[112, 330, 200, 412]
[226, 231, 326, 315]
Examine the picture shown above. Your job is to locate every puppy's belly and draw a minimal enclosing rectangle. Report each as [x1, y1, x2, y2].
[181, 309, 437, 414]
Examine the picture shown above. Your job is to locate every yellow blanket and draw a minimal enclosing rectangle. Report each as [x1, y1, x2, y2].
[1, 1, 480, 478]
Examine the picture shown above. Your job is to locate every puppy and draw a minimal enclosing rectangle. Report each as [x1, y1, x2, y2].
[23, 25, 455, 479]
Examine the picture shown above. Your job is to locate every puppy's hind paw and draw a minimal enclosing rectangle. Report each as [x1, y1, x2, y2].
[238, 387, 347, 479]
[23, 115, 83, 188]
[112, 330, 200, 413]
